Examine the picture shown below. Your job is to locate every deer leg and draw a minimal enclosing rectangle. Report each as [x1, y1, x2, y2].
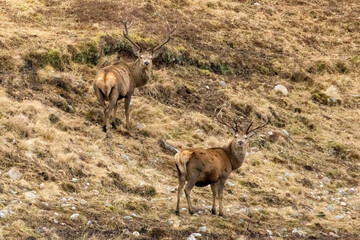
[124, 95, 132, 130]
[210, 183, 218, 215]
[111, 101, 118, 129]
[175, 167, 186, 216]
[184, 178, 196, 215]
[94, 86, 107, 132]
[106, 93, 118, 137]
[218, 181, 226, 217]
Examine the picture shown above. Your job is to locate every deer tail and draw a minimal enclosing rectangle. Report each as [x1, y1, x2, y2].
[174, 150, 194, 179]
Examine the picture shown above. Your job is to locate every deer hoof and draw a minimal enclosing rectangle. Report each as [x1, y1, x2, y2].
[219, 213, 226, 218]
[211, 209, 216, 215]
[175, 210, 180, 216]
[102, 126, 107, 132]
[189, 210, 194, 215]
[111, 122, 117, 129]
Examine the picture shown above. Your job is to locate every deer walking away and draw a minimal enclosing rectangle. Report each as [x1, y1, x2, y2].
[93, 21, 176, 135]
[175, 109, 269, 216]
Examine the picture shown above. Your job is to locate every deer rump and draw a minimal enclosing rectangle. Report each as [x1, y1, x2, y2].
[94, 65, 132, 100]
[175, 148, 230, 187]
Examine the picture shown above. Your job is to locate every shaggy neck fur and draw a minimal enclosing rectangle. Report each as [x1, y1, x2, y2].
[223, 140, 247, 171]
[129, 59, 151, 88]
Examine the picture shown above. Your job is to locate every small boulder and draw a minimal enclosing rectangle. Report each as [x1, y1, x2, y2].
[219, 81, 226, 87]
[24, 191, 37, 201]
[274, 84, 288, 96]
[198, 226, 206, 232]
[70, 213, 79, 220]
[7, 167, 22, 180]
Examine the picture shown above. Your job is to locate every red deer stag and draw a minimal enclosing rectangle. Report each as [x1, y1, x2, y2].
[94, 21, 176, 135]
[175, 109, 269, 216]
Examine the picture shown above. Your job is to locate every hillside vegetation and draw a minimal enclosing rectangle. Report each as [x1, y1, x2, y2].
[0, 0, 360, 239]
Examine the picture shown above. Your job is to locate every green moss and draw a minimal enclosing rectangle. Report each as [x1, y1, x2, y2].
[69, 40, 100, 66]
[24, 50, 69, 71]
[133, 185, 157, 197]
[328, 141, 347, 157]
[290, 71, 312, 83]
[311, 90, 328, 105]
[125, 200, 150, 212]
[349, 55, 360, 65]
[61, 182, 77, 192]
[100, 35, 132, 56]
[158, 48, 238, 76]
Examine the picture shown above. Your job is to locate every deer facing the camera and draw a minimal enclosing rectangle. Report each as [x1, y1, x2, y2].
[175, 110, 269, 216]
[94, 21, 176, 134]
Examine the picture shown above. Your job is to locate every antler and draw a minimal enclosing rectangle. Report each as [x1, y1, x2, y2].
[122, 20, 142, 52]
[245, 117, 270, 135]
[214, 108, 240, 134]
[152, 21, 177, 53]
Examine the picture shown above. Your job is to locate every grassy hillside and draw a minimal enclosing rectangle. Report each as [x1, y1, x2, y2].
[1, 0, 360, 239]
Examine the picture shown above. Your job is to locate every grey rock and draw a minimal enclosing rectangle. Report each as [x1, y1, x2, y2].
[132, 231, 140, 237]
[335, 215, 344, 220]
[70, 213, 79, 220]
[123, 216, 132, 220]
[329, 232, 339, 238]
[24, 191, 37, 201]
[282, 129, 289, 136]
[254, 2, 261, 6]
[198, 226, 206, 232]
[0, 209, 14, 218]
[67, 105, 75, 113]
[327, 205, 335, 212]
[137, 123, 145, 130]
[118, 145, 124, 149]
[7, 167, 22, 180]
[123, 229, 131, 235]
[274, 84, 288, 96]
[245, 207, 250, 216]
[121, 153, 130, 161]
[322, 177, 331, 185]
[219, 81, 226, 87]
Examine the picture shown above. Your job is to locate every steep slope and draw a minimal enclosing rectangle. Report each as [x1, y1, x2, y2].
[0, 0, 360, 239]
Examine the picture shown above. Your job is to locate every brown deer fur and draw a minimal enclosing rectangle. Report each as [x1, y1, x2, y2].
[175, 110, 269, 216]
[94, 21, 176, 134]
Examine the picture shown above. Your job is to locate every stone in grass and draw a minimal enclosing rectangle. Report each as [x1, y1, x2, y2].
[121, 153, 130, 161]
[335, 215, 344, 220]
[198, 226, 206, 232]
[24, 191, 37, 201]
[219, 81, 226, 87]
[70, 213, 80, 220]
[123, 216, 132, 220]
[274, 84, 288, 96]
[327, 205, 335, 212]
[7, 167, 22, 180]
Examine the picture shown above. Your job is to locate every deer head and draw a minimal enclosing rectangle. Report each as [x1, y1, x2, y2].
[215, 109, 270, 153]
[122, 20, 176, 71]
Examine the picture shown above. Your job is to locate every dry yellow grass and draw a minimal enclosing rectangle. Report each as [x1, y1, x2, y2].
[0, 0, 360, 239]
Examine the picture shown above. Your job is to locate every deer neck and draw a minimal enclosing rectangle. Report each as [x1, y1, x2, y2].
[224, 141, 247, 171]
[129, 59, 151, 88]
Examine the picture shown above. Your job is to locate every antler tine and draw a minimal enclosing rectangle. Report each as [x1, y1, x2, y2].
[122, 20, 142, 51]
[245, 122, 253, 135]
[152, 21, 177, 53]
[214, 108, 238, 134]
[246, 117, 270, 135]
